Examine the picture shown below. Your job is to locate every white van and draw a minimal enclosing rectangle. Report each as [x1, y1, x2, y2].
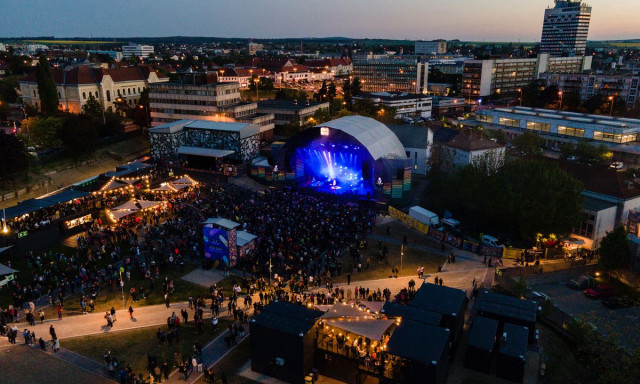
[440, 218, 460, 231]
[481, 235, 504, 248]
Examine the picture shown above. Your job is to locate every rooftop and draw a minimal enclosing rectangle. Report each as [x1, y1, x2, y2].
[410, 282, 467, 317]
[443, 130, 505, 152]
[257, 99, 328, 111]
[388, 125, 431, 149]
[481, 107, 640, 131]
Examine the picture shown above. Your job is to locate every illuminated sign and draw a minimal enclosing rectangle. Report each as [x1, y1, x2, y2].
[320, 127, 329, 136]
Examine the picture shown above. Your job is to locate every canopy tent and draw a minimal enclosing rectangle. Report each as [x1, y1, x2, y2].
[361, 301, 386, 314]
[324, 318, 395, 341]
[109, 209, 137, 221]
[0, 263, 18, 276]
[100, 179, 129, 192]
[321, 303, 370, 319]
[137, 200, 164, 210]
[171, 183, 190, 190]
[117, 178, 140, 185]
[151, 184, 177, 193]
[172, 176, 198, 186]
[3, 189, 90, 220]
[178, 146, 235, 159]
[112, 200, 140, 211]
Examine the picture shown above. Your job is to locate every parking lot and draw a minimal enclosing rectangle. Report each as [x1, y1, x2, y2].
[530, 278, 640, 350]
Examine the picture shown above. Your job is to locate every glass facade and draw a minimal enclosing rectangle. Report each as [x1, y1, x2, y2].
[526, 121, 551, 133]
[557, 126, 585, 137]
[593, 131, 636, 144]
[498, 117, 520, 127]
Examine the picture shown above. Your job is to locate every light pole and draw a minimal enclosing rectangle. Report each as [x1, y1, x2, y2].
[518, 88, 523, 107]
[558, 91, 563, 111]
[400, 243, 404, 275]
[608, 96, 615, 116]
[466, 84, 471, 106]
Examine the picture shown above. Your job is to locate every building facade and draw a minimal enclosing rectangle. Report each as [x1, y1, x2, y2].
[475, 106, 640, 148]
[247, 42, 264, 56]
[19, 64, 168, 113]
[540, 1, 591, 57]
[388, 125, 434, 175]
[415, 40, 447, 55]
[437, 130, 506, 174]
[352, 92, 433, 118]
[256, 100, 329, 127]
[122, 44, 155, 59]
[353, 55, 429, 94]
[148, 72, 275, 140]
[148, 119, 261, 162]
[538, 72, 640, 109]
[462, 54, 592, 99]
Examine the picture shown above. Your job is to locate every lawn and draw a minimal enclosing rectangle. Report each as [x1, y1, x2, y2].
[65, 320, 228, 378]
[195, 338, 256, 384]
[537, 323, 579, 384]
[59, 262, 212, 315]
[0, 344, 115, 384]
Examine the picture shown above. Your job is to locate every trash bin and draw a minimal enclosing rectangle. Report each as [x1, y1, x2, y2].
[438, 266, 442, 272]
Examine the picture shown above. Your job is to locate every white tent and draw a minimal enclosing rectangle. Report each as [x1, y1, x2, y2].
[112, 200, 140, 211]
[321, 303, 370, 319]
[110, 210, 137, 220]
[324, 318, 395, 341]
[137, 200, 164, 210]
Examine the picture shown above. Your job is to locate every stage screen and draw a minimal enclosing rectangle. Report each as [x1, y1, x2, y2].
[204, 225, 229, 266]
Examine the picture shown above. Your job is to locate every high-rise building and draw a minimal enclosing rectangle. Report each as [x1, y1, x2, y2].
[462, 54, 591, 100]
[415, 40, 447, 55]
[352, 54, 428, 94]
[122, 44, 155, 59]
[540, 1, 592, 57]
[148, 72, 275, 139]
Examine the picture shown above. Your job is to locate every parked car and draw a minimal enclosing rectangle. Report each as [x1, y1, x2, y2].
[602, 296, 634, 309]
[481, 235, 504, 248]
[609, 161, 624, 170]
[567, 275, 596, 290]
[584, 284, 616, 299]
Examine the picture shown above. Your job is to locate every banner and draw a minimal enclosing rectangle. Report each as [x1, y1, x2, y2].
[204, 225, 230, 266]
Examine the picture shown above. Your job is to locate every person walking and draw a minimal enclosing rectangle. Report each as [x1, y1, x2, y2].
[110, 307, 117, 322]
[105, 312, 114, 327]
[53, 338, 60, 353]
[38, 337, 47, 351]
[57, 305, 62, 320]
[165, 294, 170, 308]
[39, 310, 45, 324]
[49, 325, 57, 340]
[129, 306, 134, 318]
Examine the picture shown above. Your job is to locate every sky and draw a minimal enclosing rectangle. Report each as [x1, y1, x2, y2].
[0, 0, 638, 41]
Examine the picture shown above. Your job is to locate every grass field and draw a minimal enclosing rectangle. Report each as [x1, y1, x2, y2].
[65, 320, 228, 377]
[24, 40, 122, 45]
[195, 338, 255, 384]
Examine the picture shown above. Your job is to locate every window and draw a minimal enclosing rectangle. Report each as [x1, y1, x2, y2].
[526, 121, 550, 132]
[95, 92, 98, 98]
[498, 117, 520, 127]
[558, 126, 584, 137]
[106, 90, 111, 102]
[33, 90, 36, 97]
[128, 88, 131, 95]
[477, 114, 493, 124]
[575, 212, 595, 238]
[594, 131, 636, 143]
[82, 92, 86, 99]
[117, 89, 121, 96]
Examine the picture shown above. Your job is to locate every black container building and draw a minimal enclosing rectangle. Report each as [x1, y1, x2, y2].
[464, 316, 499, 374]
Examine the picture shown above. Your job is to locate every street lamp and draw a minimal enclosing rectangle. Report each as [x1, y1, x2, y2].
[558, 91, 563, 111]
[518, 88, 523, 107]
[466, 84, 471, 105]
[608, 96, 615, 116]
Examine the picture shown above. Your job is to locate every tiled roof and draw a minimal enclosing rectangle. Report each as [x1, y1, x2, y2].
[20, 64, 164, 85]
[556, 159, 640, 200]
[443, 130, 504, 152]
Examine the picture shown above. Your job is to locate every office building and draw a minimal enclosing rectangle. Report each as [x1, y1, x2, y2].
[122, 44, 155, 59]
[415, 40, 447, 55]
[87, 50, 124, 61]
[19, 64, 168, 113]
[247, 42, 264, 56]
[540, 1, 592, 57]
[352, 92, 432, 118]
[303, 58, 353, 76]
[148, 72, 274, 140]
[462, 54, 591, 100]
[538, 72, 640, 109]
[353, 54, 428, 94]
[475, 106, 640, 148]
[431, 96, 466, 116]
[256, 99, 329, 127]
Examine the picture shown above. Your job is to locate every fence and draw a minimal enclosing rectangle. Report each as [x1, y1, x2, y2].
[387, 206, 429, 234]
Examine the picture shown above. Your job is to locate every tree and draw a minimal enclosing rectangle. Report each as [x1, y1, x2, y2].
[316, 80, 328, 102]
[81, 94, 103, 121]
[351, 77, 362, 96]
[327, 82, 337, 102]
[0, 132, 29, 183]
[23, 116, 63, 148]
[342, 79, 352, 109]
[512, 131, 544, 156]
[60, 113, 98, 158]
[598, 226, 630, 273]
[35, 56, 59, 116]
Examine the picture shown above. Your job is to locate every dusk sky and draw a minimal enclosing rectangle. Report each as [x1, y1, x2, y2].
[1, 0, 638, 41]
